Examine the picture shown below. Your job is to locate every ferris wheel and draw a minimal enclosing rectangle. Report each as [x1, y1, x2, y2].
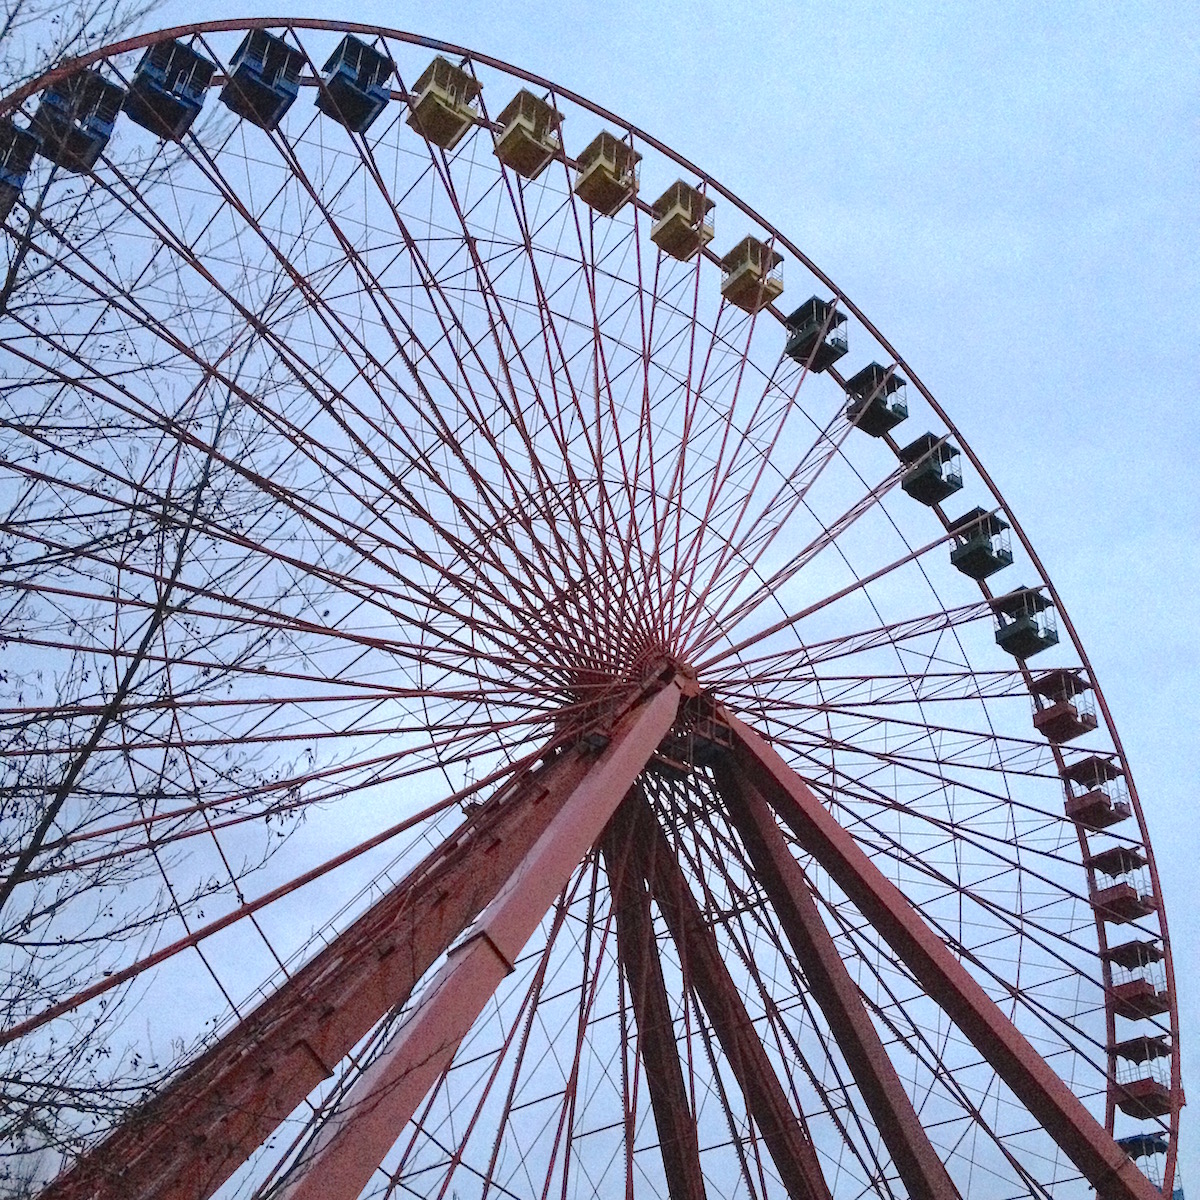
[0, 20, 1182, 1200]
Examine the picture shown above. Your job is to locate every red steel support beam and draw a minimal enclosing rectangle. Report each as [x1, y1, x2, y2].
[276, 680, 682, 1200]
[41, 678, 675, 1200]
[725, 711, 1160, 1200]
[713, 760, 962, 1200]
[602, 806, 708, 1200]
[627, 792, 833, 1200]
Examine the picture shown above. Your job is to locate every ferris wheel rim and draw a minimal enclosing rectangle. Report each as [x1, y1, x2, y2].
[0, 17, 1181, 1197]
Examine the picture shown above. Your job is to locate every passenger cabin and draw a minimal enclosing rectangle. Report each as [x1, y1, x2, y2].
[783, 296, 847, 372]
[220, 30, 305, 130]
[124, 40, 215, 141]
[1061, 754, 1130, 829]
[650, 180, 714, 262]
[949, 507, 1012, 580]
[1105, 933, 1170, 1019]
[719, 235, 783, 313]
[1114, 1033, 1171, 1067]
[573, 131, 640, 216]
[1116, 1075, 1172, 1119]
[0, 119, 39, 223]
[1031, 667, 1097, 743]
[898, 433, 963, 505]
[1110, 975, 1171, 1020]
[1103, 937, 1163, 973]
[315, 36, 394, 134]
[31, 69, 125, 173]
[1116, 1132, 1169, 1162]
[990, 586, 1058, 659]
[493, 89, 562, 179]
[407, 56, 481, 150]
[1092, 879, 1155, 925]
[844, 362, 907, 436]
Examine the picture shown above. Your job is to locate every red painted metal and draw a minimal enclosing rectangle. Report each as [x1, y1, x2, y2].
[39, 680, 674, 1200]
[275, 680, 681, 1200]
[1, 20, 1178, 1196]
[625, 791, 832, 1200]
[602, 803, 707, 1200]
[713, 760, 962, 1200]
[725, 711, 1161, 1200]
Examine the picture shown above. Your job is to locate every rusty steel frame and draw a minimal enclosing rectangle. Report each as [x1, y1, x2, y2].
[723, 711, 1161, 1200]
[712, 760, 962, 1200]
[274, 680, 682, 1200]
[621, 789, 833, 1200]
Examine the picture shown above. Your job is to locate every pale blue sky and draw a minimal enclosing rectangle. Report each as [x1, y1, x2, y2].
[143, 0, 1200, 1185]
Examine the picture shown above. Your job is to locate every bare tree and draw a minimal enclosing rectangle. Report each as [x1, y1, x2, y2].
[1, 0, 159, 92]
[0, 11, 349, 1193]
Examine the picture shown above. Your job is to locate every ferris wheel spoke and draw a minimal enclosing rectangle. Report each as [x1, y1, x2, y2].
[684, 458, 907, 660]
[771, 701, 1059, 782]
[723, 668, 1034, 710]
[372, 144, 652, 657]
[706, 594, 995, 689]
[1, 262, 575, 661]
[651, 302, 755, 636]
[407, 144, 659, 655]
[674, 409, 853, 655]
[0, 404, 615, 699]
[766, 721, 1091, 874]
[698, 527, 968, 679]
[93, 138, 597, 638]
[327, 143, 610, 607]
[667, 350, 800, 641]
[561, 201, 665, 628]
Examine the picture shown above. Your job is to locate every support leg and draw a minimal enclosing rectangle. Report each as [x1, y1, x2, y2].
[625, 792, 832, 1200]
[713, 760, 961, 1200]
[725, 711, 1158, 1200]
[276, 681, 682, 1200]
[602, 803, 707, 1200]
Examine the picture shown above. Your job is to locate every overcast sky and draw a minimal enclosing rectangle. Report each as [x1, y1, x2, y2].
[136, 0, 1200, 1185]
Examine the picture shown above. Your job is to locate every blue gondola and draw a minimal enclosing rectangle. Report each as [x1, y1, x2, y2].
[0, 119, 40, 222]
[124, 40, 216, 141]
[31, 69, 125, 173]
[315, 36, 393, 134]
[220, 30, 305, 130]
